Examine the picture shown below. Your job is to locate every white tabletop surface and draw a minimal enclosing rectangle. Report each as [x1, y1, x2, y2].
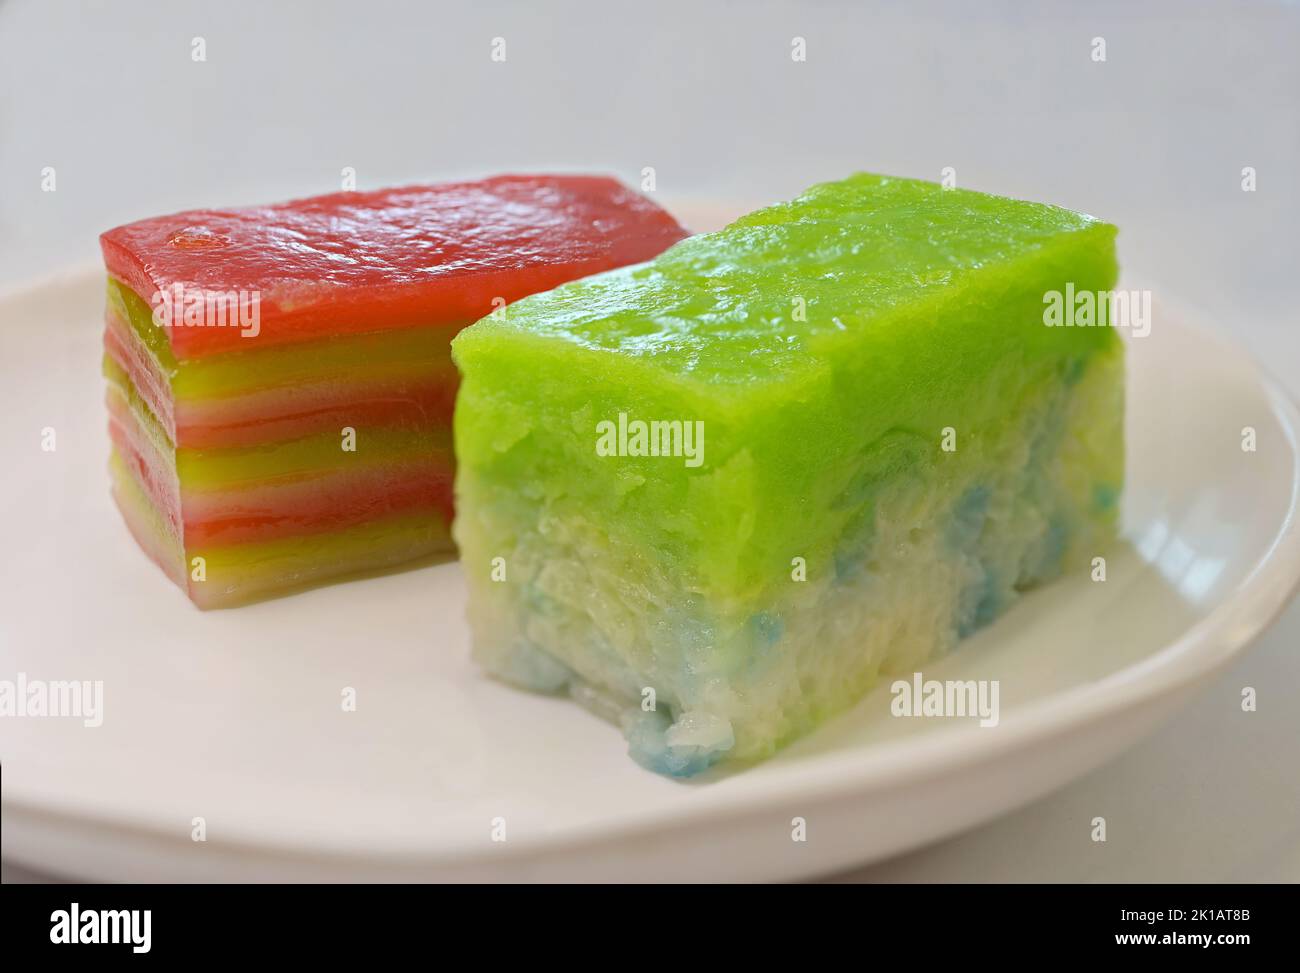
[1, 0, 1296, 883]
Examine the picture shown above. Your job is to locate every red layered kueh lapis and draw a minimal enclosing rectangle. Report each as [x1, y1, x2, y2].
[100, 175, 688, 607]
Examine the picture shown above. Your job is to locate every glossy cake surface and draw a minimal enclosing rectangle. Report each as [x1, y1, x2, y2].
[101, 175, 688, 607]
[101, 175, 689, 358]
[452, 173, 1124, 775]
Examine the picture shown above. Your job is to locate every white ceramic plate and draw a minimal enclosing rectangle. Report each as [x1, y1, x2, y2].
[2, 222, 1298, 882]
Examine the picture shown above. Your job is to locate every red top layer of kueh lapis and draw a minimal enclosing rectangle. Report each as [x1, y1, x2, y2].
[100, 174, 689, 359]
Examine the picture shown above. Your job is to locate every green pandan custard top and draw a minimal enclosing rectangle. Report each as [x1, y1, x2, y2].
[453, 173, 1118, 397]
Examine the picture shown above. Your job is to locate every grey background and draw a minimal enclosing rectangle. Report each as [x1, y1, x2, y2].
[1, 0, 1297, 882]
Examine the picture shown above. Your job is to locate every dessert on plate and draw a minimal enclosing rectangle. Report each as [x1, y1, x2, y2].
[451, 173, 1124, 775]
[100, 175, 687, 607]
